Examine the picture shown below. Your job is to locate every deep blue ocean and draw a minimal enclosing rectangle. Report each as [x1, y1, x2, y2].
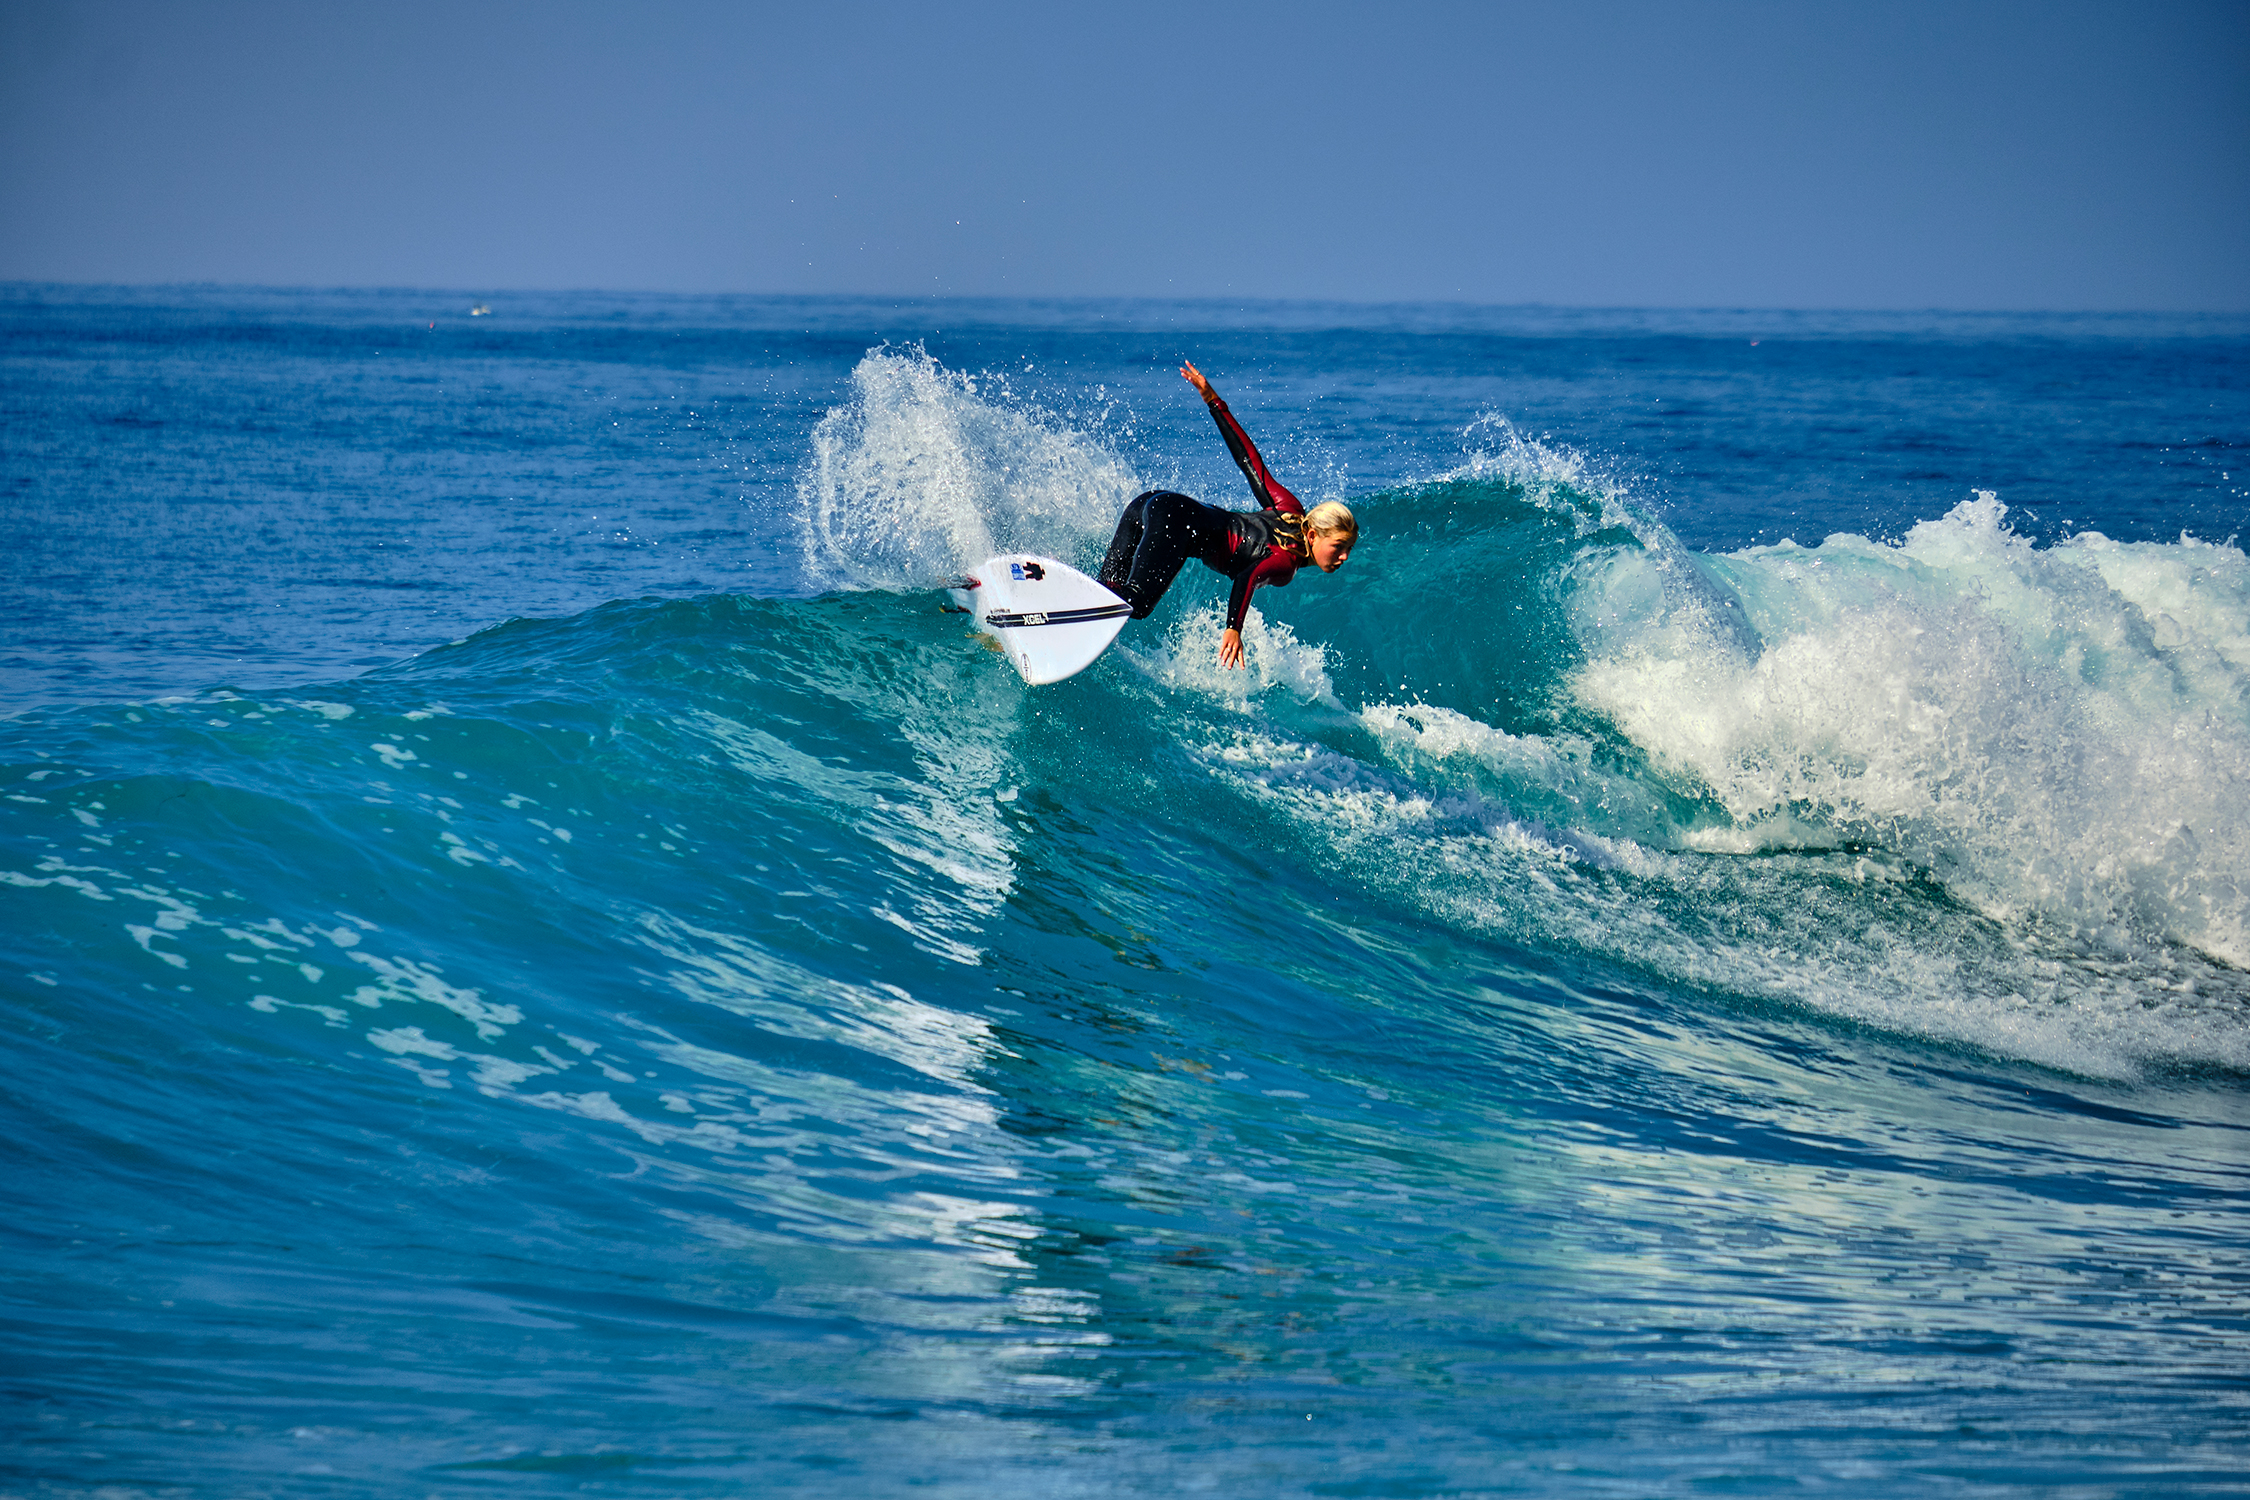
[4, 286, 2248, 1497]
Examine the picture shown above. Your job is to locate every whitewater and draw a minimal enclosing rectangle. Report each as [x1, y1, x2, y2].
[3, 288, 2246, 1497]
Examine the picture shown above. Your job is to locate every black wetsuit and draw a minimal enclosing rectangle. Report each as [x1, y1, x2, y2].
[1097, 396, 1307, 629]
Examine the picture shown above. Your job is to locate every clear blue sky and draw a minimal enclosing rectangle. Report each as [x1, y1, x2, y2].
[3, 0, 2246, 309]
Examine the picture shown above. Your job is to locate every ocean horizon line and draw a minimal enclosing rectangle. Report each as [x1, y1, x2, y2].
[6, 279, 2250, 332]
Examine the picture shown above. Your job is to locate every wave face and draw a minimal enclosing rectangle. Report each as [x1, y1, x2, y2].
[3, 293, 2248, 1496]
[797, 353, 2250, 1076]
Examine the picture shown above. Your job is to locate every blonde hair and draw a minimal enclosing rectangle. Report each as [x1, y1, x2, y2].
[1304, 501, 1357, 539]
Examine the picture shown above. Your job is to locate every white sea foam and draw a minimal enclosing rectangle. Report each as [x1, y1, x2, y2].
[1570, 493, 2250, 969]
[795, 347, 1142, 591]
[1122, 603, 1339, 708]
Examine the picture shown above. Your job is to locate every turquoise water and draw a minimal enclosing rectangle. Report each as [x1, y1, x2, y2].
[4, 288, 2248, 1496]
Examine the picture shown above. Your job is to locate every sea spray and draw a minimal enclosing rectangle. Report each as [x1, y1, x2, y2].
[795, 345, 1141, 590]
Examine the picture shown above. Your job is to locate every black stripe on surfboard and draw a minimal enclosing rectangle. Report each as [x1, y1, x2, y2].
[983, 603, 1132, 628]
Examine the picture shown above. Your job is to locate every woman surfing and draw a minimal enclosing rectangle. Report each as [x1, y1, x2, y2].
[1098, 362, 1357, 668]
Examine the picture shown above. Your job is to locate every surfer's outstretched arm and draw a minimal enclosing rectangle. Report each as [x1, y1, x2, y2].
[1181, 362, 1304, 516]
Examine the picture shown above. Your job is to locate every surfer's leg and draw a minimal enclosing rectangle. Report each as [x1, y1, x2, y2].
[1098, 492, 1154, 602]
[1107, 491, 1222, 619]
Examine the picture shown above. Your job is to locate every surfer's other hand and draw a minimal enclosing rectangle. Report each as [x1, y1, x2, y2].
[1219, 628, 1244, 669]
[1181, 362, 1219, 404]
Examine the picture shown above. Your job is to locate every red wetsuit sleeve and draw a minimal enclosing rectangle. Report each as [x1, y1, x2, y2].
[1226, 550, 1298, 634]
[1207, 397, 1304, 515]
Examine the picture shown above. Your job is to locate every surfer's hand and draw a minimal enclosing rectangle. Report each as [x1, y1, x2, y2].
[1181, 362, 1219, 405]
[1219, 628, 1244, 668]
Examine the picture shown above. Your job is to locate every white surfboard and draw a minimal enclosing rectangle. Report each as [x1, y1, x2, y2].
[944, 554, 1131, 685]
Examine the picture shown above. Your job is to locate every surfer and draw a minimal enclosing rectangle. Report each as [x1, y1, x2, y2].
[1097, 362, 1356, 668]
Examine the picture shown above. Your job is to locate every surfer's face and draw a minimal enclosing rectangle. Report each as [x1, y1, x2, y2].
[1307, 532, 1352, 573]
